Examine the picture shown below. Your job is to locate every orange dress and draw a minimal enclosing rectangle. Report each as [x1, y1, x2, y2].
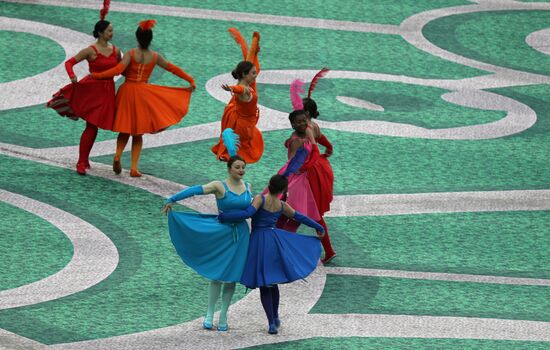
[112, 50, 192, 135]
[211, 33, 264, 163]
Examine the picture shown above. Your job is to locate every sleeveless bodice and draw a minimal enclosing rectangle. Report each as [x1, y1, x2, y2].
[285, 134, 313, 159]
[124, 50, 157, 83]
[251, 196, 283, 229]
[216, 181, 252, 213]
[234, 84, 259, 120]
[88, 45, 118, 73]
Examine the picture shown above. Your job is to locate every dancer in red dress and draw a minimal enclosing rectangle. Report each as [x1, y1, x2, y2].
[92, 20, 195, 177]
[211, 28, 264, 163]
[276, 79, 336, 264]
[302, 69, 336, 263]
[47, 0, 120, 175]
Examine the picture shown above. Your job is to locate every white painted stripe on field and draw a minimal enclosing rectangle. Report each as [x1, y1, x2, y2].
[325, 267, 550, 286]
[326, 189, 550, 217]
[336, 96, 385, 112]
[0, 190, 119, 309]
[2, 142, 550, 218]
[47, 265, 550, 350]
[526, 28, 550, 56]
[2, 0, 403, 34]
[400, 1, 550, 78]
[0, 16, 115, 111]
[0, 329, 46, 350]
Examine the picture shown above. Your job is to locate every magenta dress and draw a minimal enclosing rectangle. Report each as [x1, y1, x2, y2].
[273, 135, 321, 222]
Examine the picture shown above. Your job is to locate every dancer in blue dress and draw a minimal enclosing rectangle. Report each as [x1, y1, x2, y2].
[218, 174, 324, 334]
[161, 152, 251, 331]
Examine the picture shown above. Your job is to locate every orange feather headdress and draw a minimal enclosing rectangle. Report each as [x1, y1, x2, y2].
[139, 19, 157, 31]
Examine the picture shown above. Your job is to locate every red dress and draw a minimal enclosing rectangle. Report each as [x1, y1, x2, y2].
[306, 135, 334, 216]
[47, 45, 118, 130]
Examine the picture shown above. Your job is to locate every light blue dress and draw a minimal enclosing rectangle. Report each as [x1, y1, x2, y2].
[167, 181, 252, 282]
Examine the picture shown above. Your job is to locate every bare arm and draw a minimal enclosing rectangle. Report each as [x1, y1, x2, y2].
[66, 47, 94, 82]
[115, 46, 122, 62]
[250, 195, 263, 210]
[282, 201, 295, 218]
[288, 138, 304, 159]
[202, 181, 225, 198]
[73, 47, 94, 63]
[305, 127, 317, 144]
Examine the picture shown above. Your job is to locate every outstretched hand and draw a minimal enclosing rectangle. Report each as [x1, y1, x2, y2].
[161, 203, 173, 216]
[70, 76, 78, 83]
[221, 84, 232, 92]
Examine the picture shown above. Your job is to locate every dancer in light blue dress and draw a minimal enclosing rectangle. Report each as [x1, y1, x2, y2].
[161, 151, 251, 331]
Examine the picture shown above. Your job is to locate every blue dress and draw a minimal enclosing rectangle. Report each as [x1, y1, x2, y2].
[240, 196, 322, 289]
[167, 182, 252, 282]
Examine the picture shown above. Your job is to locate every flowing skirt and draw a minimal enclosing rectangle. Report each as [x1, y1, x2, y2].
[113, 82, 192, 134]
[211, 102, 264, 163]
[47, 76, 116, 130]
[167, 211, 249, 282]
[240, 227, 321, 288]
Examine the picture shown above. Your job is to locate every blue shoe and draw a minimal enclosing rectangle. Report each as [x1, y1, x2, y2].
[268, 323, 278, 334]
[275, 318, 281, 328]
[203, 316, 213, 330]
[217, 322, 228, 332]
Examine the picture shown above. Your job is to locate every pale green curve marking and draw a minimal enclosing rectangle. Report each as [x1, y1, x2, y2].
[0, 31, 64, 83]
[0, 201, 72, 291]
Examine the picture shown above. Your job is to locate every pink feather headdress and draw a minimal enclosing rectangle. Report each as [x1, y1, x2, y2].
[307, 67, 329, 98]
[290, 79, 305, 111]
[139, 19, 157, 31]
[99, 0, 110, 20]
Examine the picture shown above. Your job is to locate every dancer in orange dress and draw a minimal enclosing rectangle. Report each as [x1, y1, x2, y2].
[47, 0, 120, 175]
[211, 28, 264, 163]
[92, 20, 195, 177]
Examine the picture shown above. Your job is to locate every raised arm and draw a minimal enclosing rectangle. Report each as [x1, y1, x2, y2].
[91, 50, 131, 79]
[246, 31, 260, 75]
[157, 54, 196, 90]
[161, 181, 224, 215]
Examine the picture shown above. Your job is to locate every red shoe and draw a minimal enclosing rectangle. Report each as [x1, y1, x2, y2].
[321, 252, 336, 264]
[130, 169, 142, 177]
[76, 162, 87, 175]
[113, 159, 122, 174]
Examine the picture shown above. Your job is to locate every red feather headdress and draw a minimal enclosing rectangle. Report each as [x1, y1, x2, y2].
[139, 19, 157, 31]
[99, 0, 110, 20]
[307, 67, 329, 98]
[290, 79, 305, 111]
